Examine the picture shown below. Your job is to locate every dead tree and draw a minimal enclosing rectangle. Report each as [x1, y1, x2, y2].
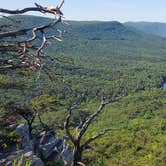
[64, 97, 114, 166]
[0, 0, 65, 70]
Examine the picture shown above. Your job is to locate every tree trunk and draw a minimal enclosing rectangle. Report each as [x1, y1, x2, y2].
[73, 144, 83, 166]
[28, 121, 33, 139]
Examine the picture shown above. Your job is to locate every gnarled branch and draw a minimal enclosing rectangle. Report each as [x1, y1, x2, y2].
[64, 107, 76, 144]
[77, 98, 107, 140]
[0, 0, 65, 70]
[0, 1, 64, 15]
[81, 129, 112, 150]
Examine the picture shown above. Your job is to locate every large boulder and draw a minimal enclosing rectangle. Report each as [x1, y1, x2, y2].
[31, 155, 44, 166]
[36, 131, 72, 164]
[37, 131, 57, 159]
[63, 148, 73, 165]
[1, 124, 72, 165]
[16, 124, 33, 150]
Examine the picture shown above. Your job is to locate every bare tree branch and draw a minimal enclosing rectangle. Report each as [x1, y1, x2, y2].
[81, 129, 112, 150]
[77, 98, 107, 139]
[0, 28, 31, 38]
[77, 161, 86, 166]
[64, 107, 76, 144]
[58, 0, 65, 9]
[0, 0, 65, 70]
[0, 0, 64, 15]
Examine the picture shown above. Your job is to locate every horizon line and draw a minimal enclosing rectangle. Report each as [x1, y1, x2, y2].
[2, 14, 166, 24]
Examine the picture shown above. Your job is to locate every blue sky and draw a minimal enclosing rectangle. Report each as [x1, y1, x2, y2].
[1, 0, 166, 22]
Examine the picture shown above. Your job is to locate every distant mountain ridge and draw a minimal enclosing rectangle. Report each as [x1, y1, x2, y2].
[1, 15, 166, 59]
[125, 21, 166, 38]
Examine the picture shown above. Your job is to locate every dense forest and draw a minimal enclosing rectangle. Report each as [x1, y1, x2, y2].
[0, 14, 166, 166]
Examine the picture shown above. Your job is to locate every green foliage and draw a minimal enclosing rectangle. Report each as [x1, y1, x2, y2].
[12, 155, 32, 166]
[1, 15, 166, 165]
[30, 94, 62, 111]
[0, 128, 21, 152]
[81, 90, 166, 166]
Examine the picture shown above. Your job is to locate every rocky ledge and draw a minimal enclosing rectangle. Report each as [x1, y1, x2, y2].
[0, 124, 72, 166]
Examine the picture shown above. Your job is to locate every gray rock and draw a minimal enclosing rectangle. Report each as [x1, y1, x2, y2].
[1, 124, 72, 165]
[47, 139, 72, 165]
[59, 140, 72, 165]
[63, 148, 73, 164]
[24, 151, 33, 158]
[38, 134, 57, 159]
[31, 155, 44, 166]
[8, 124, 18, 129]
[6, 161, 12, 166]
[16, 124, 30, 148]
[47, 152, 61, 163]
[36, 132, 72, 164]
[55, 139, 64, 152]
[0, 150, 44, 166]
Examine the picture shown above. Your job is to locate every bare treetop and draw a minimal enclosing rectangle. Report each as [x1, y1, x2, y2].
[0, 0, 64, 16]
[0, 0, 65, 70]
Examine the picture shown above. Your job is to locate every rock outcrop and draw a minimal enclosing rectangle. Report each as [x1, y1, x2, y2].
[36, 130, 72, 165]
[0, 151, 44, 166]
[0, 124, 72, 166]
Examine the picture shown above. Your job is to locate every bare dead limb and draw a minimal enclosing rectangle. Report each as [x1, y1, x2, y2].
[0, 0, 65, 70]
[64, 106, 76, 144]
[0, 1, 64, 15]
[0, 28, 31, 38]
[81, 129, 112, 150]
[77, 162, 86, 166]
[77, 98, 107, 140]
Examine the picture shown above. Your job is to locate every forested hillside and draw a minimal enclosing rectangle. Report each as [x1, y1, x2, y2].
[125, 21, 166, 38]
[0, 15, 166, 165]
